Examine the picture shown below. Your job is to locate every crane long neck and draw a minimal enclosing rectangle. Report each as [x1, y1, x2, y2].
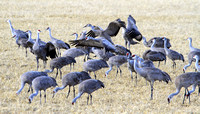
[48, 29, 53, 39]
[151, 40, 156, 49]
[54, 86, 65, 93]
[168, 89, 180, 100]
[33, 34, 40, 50]
[133, 58, 142, 74]
[163, 39, 169, 51]
[195, 57, 199, 71]
[72, 92, 83, 104]
[29, 90, 39, 101]
[74, 34, 78, 40]
[105, 66, 112, 77]
[189, 39, 193, 50]
[142, 37, 148, 46]
[28, 32, 32, 41]
[16, 82, 25, 95]
[8, 21, 15, 36]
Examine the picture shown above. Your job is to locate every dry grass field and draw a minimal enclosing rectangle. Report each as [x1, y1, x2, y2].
[1, 0, 200, 113]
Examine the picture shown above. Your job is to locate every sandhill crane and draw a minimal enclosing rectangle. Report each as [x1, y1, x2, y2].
[187, 37, 200, 52]
[121, 15, 142, 49]
[133, 55, 171, 100]
[163, 37, 184, 68]
[13, 35, 30, 57]
[168, 72, 200, 104]
[142, 37, 171, 48]
[7, 19, 28, 39]
[193, 55, 200, 71]
[16, 71, 48, 95]
[91, 47, 115, 61]
[29, 76, 57, 104]
[127, 54, 155, 85]
[183, 51, 200, 73]
[127, 53, 137, 83]
[83, 59, 108, 79]
[32, 30, 57, 70]
[45, 56, 76, 79]
[142, 50, 166, 67]
[46, 27, 70, 56]
[150, 38, 166, 55]
[84, 19, 126, 44]
[52, 71, 91, 98]
[105, 54, 127, 77]
[72, 79, 104, 105]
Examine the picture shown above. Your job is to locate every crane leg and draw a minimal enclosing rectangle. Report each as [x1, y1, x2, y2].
[116, 67, 118, 77]
[150, 81, 154, 100]
[25, 48, 27, 57]
[44, 90, 46, 103]
[125, 41, 127, 49]
[40, 91, 42, 104]
[36, 57, 39, 71]
[59, 69, 62, 79]
[118, 67, 122, 76]
[66, 86, 71, 98]
[158, 61, 160, 67]
[87, 94, 89, 105]
[135, 73, 137, 86]
[130, 71, 133, 81]
[90, 94, 92, 105]
[186, 88, 190, 103]
[73, 86, 75, 98]
[93, 72, 96, 79]
[183, 88, 187, 104]
[55, 68, 58, 79]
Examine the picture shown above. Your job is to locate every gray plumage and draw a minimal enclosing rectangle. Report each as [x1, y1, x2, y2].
[168, 72, 200, 104]
[105, 55, 127, 77]
[163, 37, 184, 68]
[127, 54, 155, 85]
[121, 15, 142, 49]
[187, 37, 200, 52]
[142, 50, 166, 67]
[16, 71, 48, 95]
[32, 33, 57, 70]
[85, 19, 126, 44]
[62, 48, 85, 58]
[46, 27, 70, 56]
[183, 51, 200, 72]
[91, 47, 115, 61]
[46, 56, 76, 79]
[83, 59, 108, 79]
[72, 79, 104, 105]
[133, 56, 171, 100]
[29, 76, 57, 104]
[52, 71, 91, 98]
[142, 37, 171, 48]
[115, 44, 132, 55]
[150, 38, 166, 55]
[7, 19, 28, 39]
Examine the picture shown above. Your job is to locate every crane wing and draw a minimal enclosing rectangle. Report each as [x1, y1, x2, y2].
[104, 19, 125, 37]
[69, 39, 104, 48]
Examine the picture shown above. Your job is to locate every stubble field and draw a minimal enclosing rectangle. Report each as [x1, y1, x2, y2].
[1, 0, 200, 113]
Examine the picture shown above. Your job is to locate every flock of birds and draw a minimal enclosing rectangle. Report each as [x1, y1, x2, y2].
[7, 15, 200, 105]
